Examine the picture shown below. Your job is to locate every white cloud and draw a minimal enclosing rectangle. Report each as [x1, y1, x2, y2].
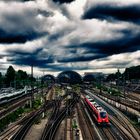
[0, 0, 140, 75]
[65, 0, 87, 19]
[89, 51, 140, 69]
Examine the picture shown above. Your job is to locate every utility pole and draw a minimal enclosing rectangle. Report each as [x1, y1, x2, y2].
[116, 68, 121, 101]
[110, 79, 112, 94]
[123, 74, 126, 98]
[123, 74, 128, 114]
[99, 75, 102, 94]
[30, 64, 34, 108]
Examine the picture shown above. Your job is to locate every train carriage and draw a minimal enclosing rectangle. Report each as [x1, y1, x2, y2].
[84, 95, 109, 125]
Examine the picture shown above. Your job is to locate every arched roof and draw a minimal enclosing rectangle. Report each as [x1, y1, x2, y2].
[57, 71, 82, 84]
[83, 74, 95, 83]
[42, 74, 55, 83]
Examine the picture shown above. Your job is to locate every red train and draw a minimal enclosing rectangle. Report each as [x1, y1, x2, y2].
[84, 95, 109, 125]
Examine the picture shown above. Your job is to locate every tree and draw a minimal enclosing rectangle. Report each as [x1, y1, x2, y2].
[106, 74, 116, 81]
[0, 72, 2, 88]
[123, 66, 140, 80]
[15, 70, 29, 88]
[5, 66, 16, 87]
[16, 70, 28, 80]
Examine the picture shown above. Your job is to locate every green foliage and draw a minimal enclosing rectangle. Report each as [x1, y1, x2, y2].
[96, 83, 121, 96]
[108, 89, 121, 96]
[104, 74, 112, 81]
[72, 84, 80, 93]
[106, 70, 122, 81]
[124, 65, 140, 80]
[16, 70, 28, 84]
[0, 65, 37, 89]
[33, 99, 42, 109]
[72, 119, 78, 129]
[95, 83, 102, 89]
[15, 70, 29, 88]
[106, 65, 140, 81]
[55, 86, 62, 92]
[0, 72, 3, 88]
[0, 72, 2, 78]
[55, 86, 62, 96]
[5, 66, 16, 87]
[0, 107, 24, 132]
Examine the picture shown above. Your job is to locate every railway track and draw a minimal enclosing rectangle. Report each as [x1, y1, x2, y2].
[82, 97, 126, 140]
[41, 100, 60, 140]
[0, 86, 51, 121]
[109, 116, 138, 140]
[11, 108, 43, 140]
[66, 116, 73, 140]
[99, 127, 116, 140]
[41, 95, 79, 140]
[0, 106, 45, 140]
[10, 100, 55, 140]
[0, 97, 30, 120]
[92, 88, 140, 111]
[82, 98, 109, 140]
[85, 90, 140, 140]
[0, 124, 20, 140]
[0, 109, 41, 140]
[77, 101, 99, 140]
[53, 94, 75, 140]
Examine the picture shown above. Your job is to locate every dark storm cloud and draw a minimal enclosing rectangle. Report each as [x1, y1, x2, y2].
[82, 37, 139, 56]
[37, 9, 54, 17]
[48, 26, 74, 41]
[6, 48, 54, 67]
[52, 0, 75, 4]
[57, 55, 99, 63]
[0, 2, 53, 44]
[8, 56, 54, 67]
[48, 32, 63, 41]
[45, 64, 88, 71]
[0, 54, 4, 59]
[61, 30, 140, 62]
[0, 28, 47, 43]
[106, 61, 131, 68]
[60, 6, 72, 19]
[3, 26, 140, 70]
[83, 4, 140, 23]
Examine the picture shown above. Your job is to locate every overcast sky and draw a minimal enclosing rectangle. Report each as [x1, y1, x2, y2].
[0, 0, 140, 76]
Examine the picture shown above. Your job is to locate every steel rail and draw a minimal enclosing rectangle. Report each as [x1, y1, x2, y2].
[41, 96, 78, 140]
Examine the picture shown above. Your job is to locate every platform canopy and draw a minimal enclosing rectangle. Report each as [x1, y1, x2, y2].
[41, 74, 56, 84]
[57, 71, 82, 84]
[83, 74, 95, 83]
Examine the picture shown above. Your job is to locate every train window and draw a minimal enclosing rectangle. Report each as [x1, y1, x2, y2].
[91, 101, 96, 105]
[97, 107, 102, 110]
[86, 95, 90, 98]
[89, 99, 94, 102]
[100, 112, 106, 118]
[95, 104, 99, 108]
